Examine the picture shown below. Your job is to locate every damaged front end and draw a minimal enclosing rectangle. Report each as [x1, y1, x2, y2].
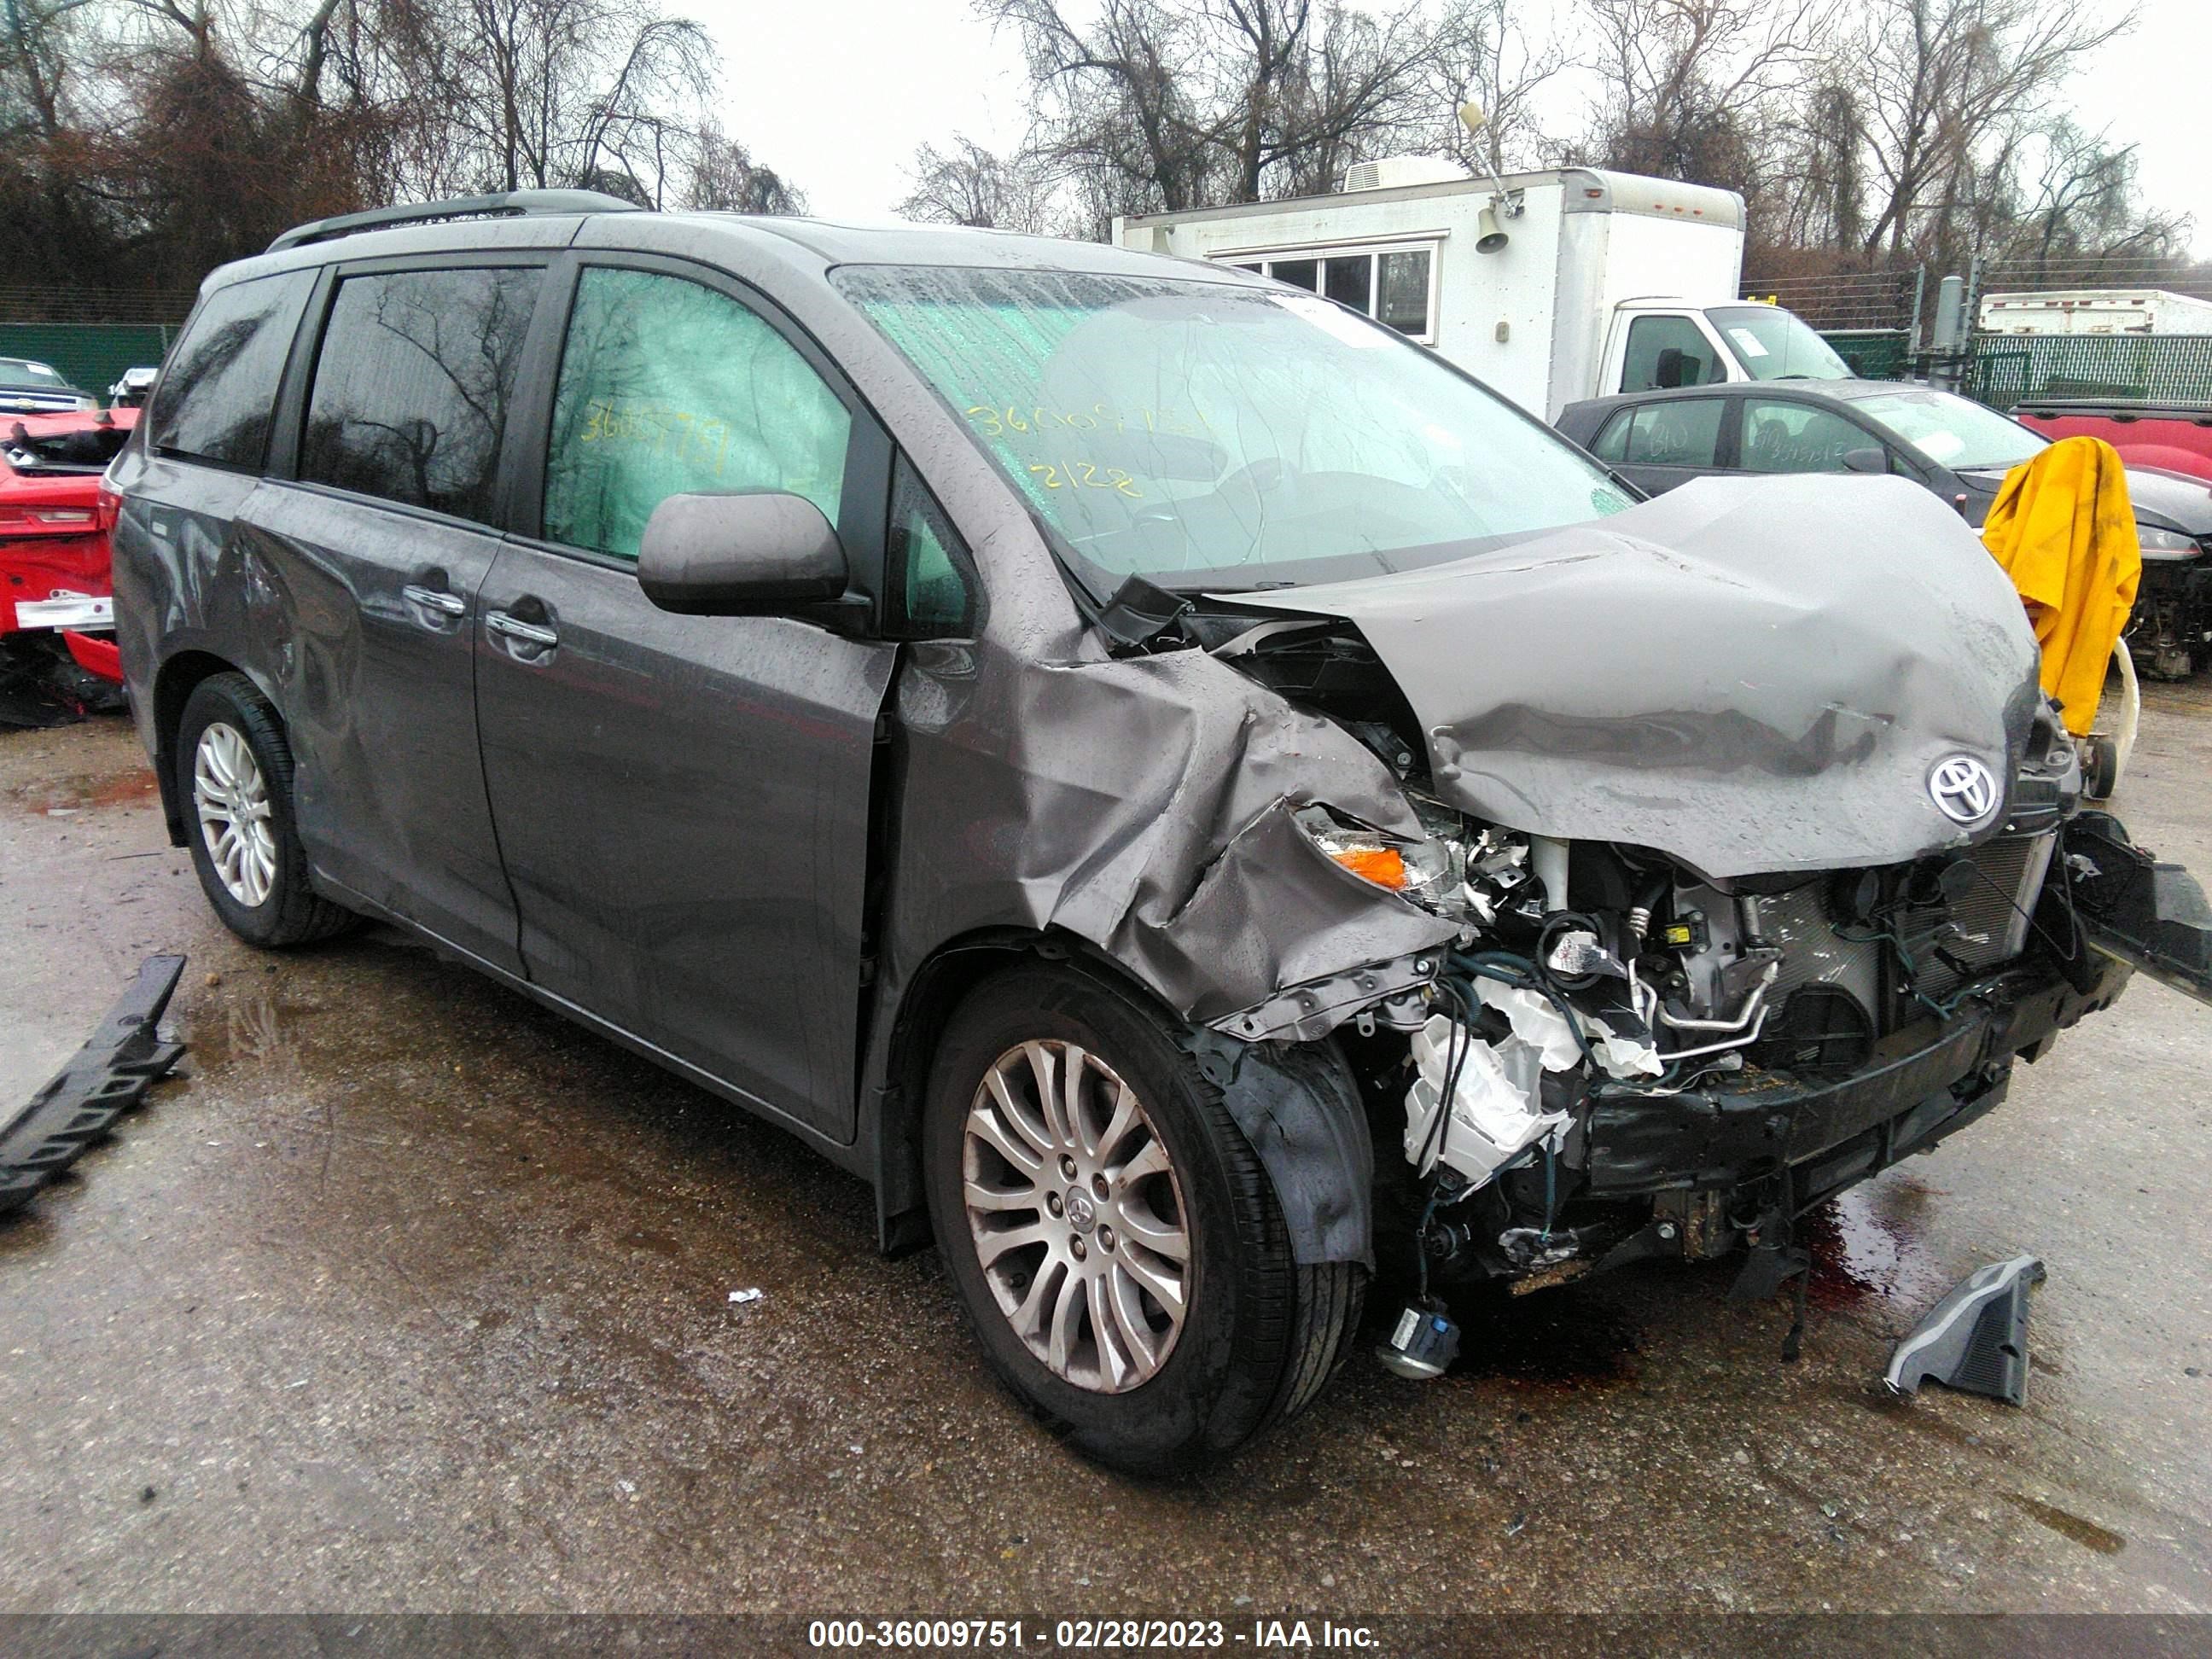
[1179, 477, 2212, 1300]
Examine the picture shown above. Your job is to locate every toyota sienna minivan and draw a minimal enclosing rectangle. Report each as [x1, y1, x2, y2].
[108, 191, 2212, 1472]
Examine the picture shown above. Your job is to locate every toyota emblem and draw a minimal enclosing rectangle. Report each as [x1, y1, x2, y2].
[1928, 755, 1999, 824]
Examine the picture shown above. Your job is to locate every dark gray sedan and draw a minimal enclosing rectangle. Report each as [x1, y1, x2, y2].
[1556, 379, 2212, 678]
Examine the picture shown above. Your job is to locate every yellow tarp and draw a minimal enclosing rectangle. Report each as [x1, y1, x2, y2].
[1980, 434, 2140, 736]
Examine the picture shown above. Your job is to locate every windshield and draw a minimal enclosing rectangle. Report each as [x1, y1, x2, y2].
[835, 265, 1632, 592]
[0, 358, 66, 387]
[1706, 306, 1851, 381]
[1849, 387, 2046, 472]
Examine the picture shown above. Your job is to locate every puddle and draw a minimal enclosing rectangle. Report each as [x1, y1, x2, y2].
[182, 993, 320, 1071]
[2004, 1490, 2127, 1555]
[1441, 1284, 1643, 1386]
[1803, 1179, 1954, 1312]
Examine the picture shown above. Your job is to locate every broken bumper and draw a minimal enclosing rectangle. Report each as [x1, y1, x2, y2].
[1582, 950, 2133, 1210]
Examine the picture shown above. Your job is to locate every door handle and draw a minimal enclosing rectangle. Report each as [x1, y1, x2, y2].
[402, 584, 467, 618]
[486, 609, 559, 650]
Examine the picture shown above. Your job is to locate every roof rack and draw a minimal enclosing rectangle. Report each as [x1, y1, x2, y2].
[265, 189, 643, 254]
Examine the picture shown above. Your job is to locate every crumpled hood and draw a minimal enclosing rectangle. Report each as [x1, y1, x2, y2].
[1235, 474, 2045, 877]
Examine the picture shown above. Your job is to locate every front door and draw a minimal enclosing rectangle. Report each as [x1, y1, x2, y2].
[474, 261, 897, 1138]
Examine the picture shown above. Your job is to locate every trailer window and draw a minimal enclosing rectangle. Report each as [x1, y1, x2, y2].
[1219, 244, 1436, 342]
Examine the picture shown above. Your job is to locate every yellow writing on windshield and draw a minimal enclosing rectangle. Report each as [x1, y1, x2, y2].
[967, 402, 1209, 439]
[1027, 460, 1143, 499]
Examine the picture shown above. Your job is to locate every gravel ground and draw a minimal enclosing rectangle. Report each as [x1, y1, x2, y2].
[2, 685, 2209, 1622]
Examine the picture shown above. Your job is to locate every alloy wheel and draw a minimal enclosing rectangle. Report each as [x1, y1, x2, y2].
[963, 1039, 1191, 1394]
[192, 720, 277, 908]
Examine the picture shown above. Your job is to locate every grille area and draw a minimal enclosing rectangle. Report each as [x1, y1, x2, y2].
[1743, 884, 1885, 1012]
[1910, 833, 2055, 998]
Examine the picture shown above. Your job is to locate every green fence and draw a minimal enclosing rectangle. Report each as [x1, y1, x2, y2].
[0, 323, 179, 403]
[1820, 329, 1915, 381]
[1823, 327, 2212, 408]
[1965, 333, 2212, 406]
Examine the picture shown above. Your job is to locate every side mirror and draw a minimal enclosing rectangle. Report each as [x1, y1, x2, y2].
[637, 491, 848, 616]
[1842, 447, 1887, 474]
[1652, 346, 1689, 389]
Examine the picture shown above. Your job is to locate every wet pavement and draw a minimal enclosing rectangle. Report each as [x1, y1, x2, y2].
[3, 690, 2209, 1617]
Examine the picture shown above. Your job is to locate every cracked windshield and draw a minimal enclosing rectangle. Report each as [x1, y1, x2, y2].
[837, 265, 1633, 591]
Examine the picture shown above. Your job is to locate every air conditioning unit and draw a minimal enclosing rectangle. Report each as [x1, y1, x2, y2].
[1342, 156, 1468, 193]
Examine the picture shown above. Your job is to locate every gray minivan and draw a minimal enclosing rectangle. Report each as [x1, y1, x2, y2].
[109, 192, 2210, 1471]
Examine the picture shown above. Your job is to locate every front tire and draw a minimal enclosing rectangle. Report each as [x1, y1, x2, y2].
[175, 673, 357, 947]
[922, 962, 1364, 1474]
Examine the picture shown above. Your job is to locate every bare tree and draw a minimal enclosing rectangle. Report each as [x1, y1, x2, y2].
[0, 0, 796, 294]
[1423, 0, 1569, 177]
[1578, 0, 1841, 207]
[981, 0, 1481, 231]
[1852, 0, 2134, 262]
[685, 120, 805, 214]
[898, 136, 1065, 233]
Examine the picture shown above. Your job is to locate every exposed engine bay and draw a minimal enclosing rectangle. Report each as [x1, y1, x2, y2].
[1192, 594, 2151, 1305]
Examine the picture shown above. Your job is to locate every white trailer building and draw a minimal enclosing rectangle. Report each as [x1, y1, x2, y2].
[1979, 288, 2212, 337]
[1114, 161, 1840, 421]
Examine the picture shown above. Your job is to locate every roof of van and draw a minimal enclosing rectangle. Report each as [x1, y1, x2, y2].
[208, 207, 1259, 297]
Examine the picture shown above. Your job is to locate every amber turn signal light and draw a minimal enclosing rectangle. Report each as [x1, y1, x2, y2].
[1327, 846, 1408, 889]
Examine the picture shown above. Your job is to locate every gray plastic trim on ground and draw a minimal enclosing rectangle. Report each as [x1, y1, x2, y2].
[0, 954, 187, 1217]
[1883, 1254, 2046, 1406]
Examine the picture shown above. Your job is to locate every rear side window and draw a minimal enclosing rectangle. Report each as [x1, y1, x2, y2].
[543, 267, 852, 562]
[1594, 399, 1724, 468]
[300, 266, 544, 524]
[149, 271, 315, 469]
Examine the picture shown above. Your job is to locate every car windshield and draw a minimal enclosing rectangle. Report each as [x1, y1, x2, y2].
[835, 265, 1633, 593]
[1706, 306, 1851, 381]
[1849, 387, 2046, 471]
[0, 358, 65, 387]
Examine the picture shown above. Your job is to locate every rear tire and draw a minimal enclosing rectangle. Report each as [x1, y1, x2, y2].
[922, 961, 1365, 1475]
[175, 672, 357, 947]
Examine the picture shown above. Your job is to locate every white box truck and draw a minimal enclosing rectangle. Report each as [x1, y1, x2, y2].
[1115, 161, 1850, 421]
[1980, 288, 2212, 336]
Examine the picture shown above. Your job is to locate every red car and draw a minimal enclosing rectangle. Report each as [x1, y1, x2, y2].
[2013, 399, 2212, 484]
[0, 407, 134, 723]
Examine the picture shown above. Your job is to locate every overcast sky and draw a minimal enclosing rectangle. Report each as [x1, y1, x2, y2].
[701, 0, 2212, 258]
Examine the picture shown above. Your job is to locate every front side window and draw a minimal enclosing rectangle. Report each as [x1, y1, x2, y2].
[1739, 398, 1875, 474]
[837, 265, 1631, 595]
[888, 457, 977, 637]
[544, 268, 852, 562]
[149, 271, 316, 469]
[300, 266, 543, 522]
[1619, 315, 1726, 394]
[1596, 400, 1725, 469]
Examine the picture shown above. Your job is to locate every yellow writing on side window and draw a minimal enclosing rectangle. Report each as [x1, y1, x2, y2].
[1027, 460, 1143, 499]
[579, 399, 731, 474]
[966, 402, 1208, 438]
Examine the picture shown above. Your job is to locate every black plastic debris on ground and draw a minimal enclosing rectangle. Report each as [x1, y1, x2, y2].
[1883, 1254, 2046, 1406]
[0, 954, 187, 1217]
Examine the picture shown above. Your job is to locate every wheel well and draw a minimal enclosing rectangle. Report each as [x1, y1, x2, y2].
[150, 650, 247, 845]
[871, 928, 1167, 1251]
